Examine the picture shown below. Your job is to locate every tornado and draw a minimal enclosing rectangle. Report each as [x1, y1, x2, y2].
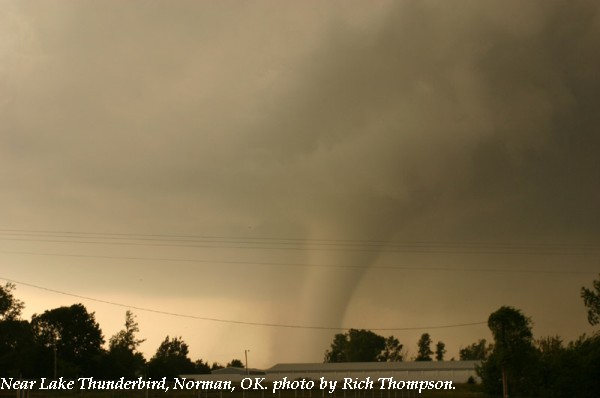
[284, 202, 400, 362]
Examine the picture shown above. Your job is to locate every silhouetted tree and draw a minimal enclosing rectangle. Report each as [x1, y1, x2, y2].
[536, 335, 563, 355]
[324, 329, 386, 362]
[104, 311, 146, 378]
[435, 341, 446, 361]
[227, 359, 244, 368]
[581, 274, 600, 325]
[324, 333, 348, 362]
[377, 336, 404, 362]
[147, 336, 194, 378]
[0, 319, 38, 377]
[194, 359, 211, 374]
[415, 333, 433, 361]
[345, 329, 386, 362]
[460, 339, 491, 360]
[530, 334, 600, 398]
[478, 306, 536, 398]
[0, 283, 35, 376]
[31, 304, 104, 377]
[109, 310, 145, 351]
[0, 283, 24, 321]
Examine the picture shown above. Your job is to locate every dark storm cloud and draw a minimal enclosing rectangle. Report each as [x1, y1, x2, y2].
[244, 0, 600, 241]
[3, 1, 598, 234]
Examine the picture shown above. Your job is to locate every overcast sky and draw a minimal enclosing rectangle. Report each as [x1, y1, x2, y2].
[1, 0, 599, 369]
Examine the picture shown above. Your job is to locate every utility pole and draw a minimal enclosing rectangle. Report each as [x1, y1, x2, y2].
[53, 330, 59, 379]
[502, 368, 508, 398]
[245, 350, 250, 375]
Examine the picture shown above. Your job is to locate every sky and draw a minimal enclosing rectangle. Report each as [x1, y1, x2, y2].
[1, 0, 599, 369]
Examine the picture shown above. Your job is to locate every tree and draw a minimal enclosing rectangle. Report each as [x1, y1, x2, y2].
[536, 336, 563, 355]
[194, 359, 211, 374]
[581, 274, 600, 326]
[377, 336, 404, 362]
[487, 306, 533, 362]
[0, 319, 38, 377]
[105, 311, 146, 378]
[435, 341, 446, 361]
[0, 283, 35, 376]
[0, 282, 25, 321]
[147, 336, 195, 378]
[562, 334, 600, 398]
[416, 333, 433, 361]
[529, 334, 600, 398]
[109, 310, 145, 351]
[324, 333, 348, 362]
[227, 359, 244, 368]
[31, 304, 104, 377]
[459, 339, 491, 360]
[479, 306, 536, 398]
[345, 329, 386, 362]
[324, 329, 386, 362]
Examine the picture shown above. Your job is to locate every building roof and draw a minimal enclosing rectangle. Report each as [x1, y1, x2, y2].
[267, 361, 480, 373]
[212, 366, 266, 375]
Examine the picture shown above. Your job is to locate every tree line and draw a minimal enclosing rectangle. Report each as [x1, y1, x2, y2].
[321, 274, 600, 398]
[323, 329, 447, 362]
[474, 274, 600, 398]
[0, 283, 243, 379]
[2, 273, 599, 397]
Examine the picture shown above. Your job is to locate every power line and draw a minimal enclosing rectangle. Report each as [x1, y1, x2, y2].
[0, 228, 598, 254]
[1, 236, 598, 256]
[0, 276, 487, 332]
[0, 249, 595, 275]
